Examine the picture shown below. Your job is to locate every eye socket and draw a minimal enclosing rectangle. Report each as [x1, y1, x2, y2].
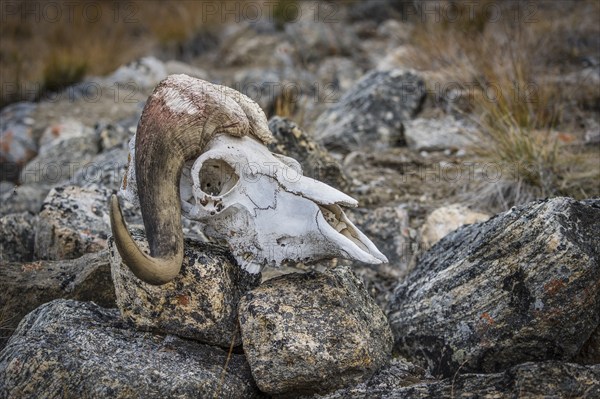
[197, 158, 239, 196]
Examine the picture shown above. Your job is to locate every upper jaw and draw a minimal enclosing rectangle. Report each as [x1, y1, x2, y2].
[278, 173, 388, 265]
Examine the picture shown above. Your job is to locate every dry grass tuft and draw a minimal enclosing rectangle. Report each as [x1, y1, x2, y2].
[407, 0, 600, 210]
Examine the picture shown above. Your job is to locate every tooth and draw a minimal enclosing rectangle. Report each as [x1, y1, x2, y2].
[336, 222, 347, 232]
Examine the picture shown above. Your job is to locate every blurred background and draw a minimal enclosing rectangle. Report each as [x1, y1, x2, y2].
[1, 0, 599, 207]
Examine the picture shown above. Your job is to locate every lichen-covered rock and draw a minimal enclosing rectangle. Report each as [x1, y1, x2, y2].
[419, 204, 489, 250]
[238, 266, 393, 396]
[109, 230, 261, 348]
[313, 69, 426, 153]
[0, 251, 115, 349]
[0, 184, 50, 216]
[0, 212, 35, 262]
[20, 119, 99, 185]
[310, 361, 600, 398]
[268, 116, 349, 190]
[0, 299, 260, 399]
[387, 197, 600, 377]
[305, 357, 433, 399]
[34, 185, 111, 260]
[403, 116, 475, 151]
[0, 102, 38, 182]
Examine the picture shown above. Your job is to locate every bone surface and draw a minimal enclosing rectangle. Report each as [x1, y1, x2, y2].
[113, 74, 387, 282]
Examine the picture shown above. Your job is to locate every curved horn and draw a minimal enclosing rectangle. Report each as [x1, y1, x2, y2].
[110, 75, 271, 285]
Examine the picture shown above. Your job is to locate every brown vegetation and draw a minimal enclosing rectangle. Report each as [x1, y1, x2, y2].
[405, 0, 600, 208]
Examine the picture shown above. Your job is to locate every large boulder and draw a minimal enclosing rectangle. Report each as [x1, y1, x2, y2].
[387, 197, 600, 377]
[109, 231, 261, 348]
[0, 300, 260, 398]
[238, 266, 393, 396]
[0, 251, 115, 349]
[313, 69, 426, 153]
[311, 361, 600, 398]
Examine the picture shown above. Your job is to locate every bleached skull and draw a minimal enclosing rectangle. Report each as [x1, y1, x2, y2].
[110, 75, 386, 285]
[183, 134, 386, 272]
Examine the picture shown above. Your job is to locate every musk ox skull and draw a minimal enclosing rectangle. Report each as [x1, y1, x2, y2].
[110, 75, 387, 285]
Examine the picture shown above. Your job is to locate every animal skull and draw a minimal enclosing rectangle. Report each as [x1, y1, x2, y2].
[110, 75, 386, 285]
[123, 133, 387, 274]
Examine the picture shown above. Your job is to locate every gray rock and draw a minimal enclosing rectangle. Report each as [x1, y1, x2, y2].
[96, 117, 137, 152]
[584, 118, 600, 146]
[284, 4, 356, 63]
[0, 184, 50, 216]
[316, 57, 363, 97]
[0, 102, 38, 182]
[90, 57, 208, 95]
[345, 205, 412, 310]
[419, 204, 489, 250]
[164, 60, 210, 81]
[0, 181, 14, 194]
[268, 116, 349, 190]
[387, 197, 600, 377]
[104, 56, 168, 90]
[311, 361, 600, 398]
[346, 205, 410, 269]
[238, 266, 393, 396]
[313, 69, 426, 153]
[20, 119, 99, 185]
[306, 357, 432, 398]
[71, 146, 129, 191]
[229, 68, 283, 112]
[227, 67, 316, 114]
[0, 212, 35, 262]
[0, 251, 115, 349]
[35, 185, 111, 260]
[575, 324, 600, 365]
[0, 299, 260, 398]
[348, 0, 411, 23]
[109, 230, 261, 348]
[404, 116, 475, 151]
[219, 28, 289, 67]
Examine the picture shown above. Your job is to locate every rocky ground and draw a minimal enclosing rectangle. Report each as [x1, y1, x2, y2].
[1, 1, 599, 398]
